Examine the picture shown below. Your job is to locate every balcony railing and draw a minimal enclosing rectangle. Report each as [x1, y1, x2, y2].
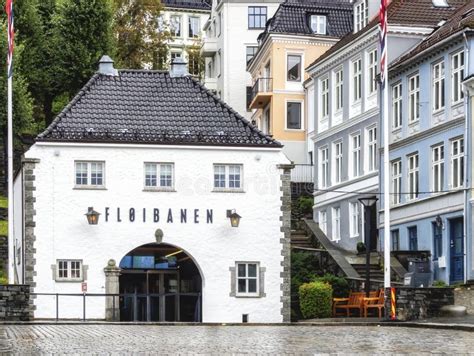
[291, 164, 314, 183]
[248, 77, 273, 109]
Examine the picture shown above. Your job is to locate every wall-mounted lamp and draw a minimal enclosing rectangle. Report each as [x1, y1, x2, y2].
[226, 209, 242, 228]
[435, 215, 444, 229]
[85, 207, 101, 225]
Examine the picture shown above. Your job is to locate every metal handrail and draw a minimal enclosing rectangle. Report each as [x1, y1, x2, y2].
[251, 77, 273, 104]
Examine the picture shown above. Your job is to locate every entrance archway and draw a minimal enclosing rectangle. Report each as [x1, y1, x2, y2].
[118, 243, 202, 322]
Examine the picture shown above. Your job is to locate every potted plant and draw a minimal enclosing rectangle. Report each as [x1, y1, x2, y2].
[356, 242, 366, 254]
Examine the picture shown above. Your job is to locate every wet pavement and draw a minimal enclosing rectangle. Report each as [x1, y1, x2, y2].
[2, 324, 474, 354]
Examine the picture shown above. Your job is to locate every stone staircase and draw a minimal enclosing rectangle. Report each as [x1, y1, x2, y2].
[290, 229, 314, 249]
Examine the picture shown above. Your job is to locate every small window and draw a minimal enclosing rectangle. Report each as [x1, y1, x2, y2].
[407, 153, 419, 201]
[367, 127, 377, 172]
[349, 202, 360, 238]
[75, 161, 104, 188]
[334, 69, 344, 112]
[319, 147, 329, 188]
[248, 6, 267, 29]
[354, 0, 368, 32]
[246, 46, 259, 64]
[433, 223, 443, 260]
[352, 58, 362, 102]
[321, 77, 329, 119]
[433, 61, 445, 112]
[391, 160, 402, 205]
[287, 102, 302, 129]
[408, 74, 420, 123]
[310, 15, 326, 34]
[319, 211, 327, 235]
[332, 207, 341, 241]
[213, 164, 243, 191]
[170, 15, 182, 37]
[236, 263, 259, 296]
[144, 163, 174, 190]
[431, 145, 444, 193]
[171, 52, 182, 61]
[333, 141, 343, 184]
[451, 137, 464, 189]
[452, 51, 464, 104]
[287, 55, 302, 82]
[392, 83, 402, 130]
[350, 133, 361, 178]
[367, 50, 377, 95]
[188, 16, 200, 38]
[391, 230, 400, 251]
[408, 226, 418, 251]
[56, 260, 83, 282]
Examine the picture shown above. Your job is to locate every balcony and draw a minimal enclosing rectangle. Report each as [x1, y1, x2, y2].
[248, 78, 273, 110]
[201, 37, 217, 57]
[291, 164, 314, 183]
[204, 77, 217, 91]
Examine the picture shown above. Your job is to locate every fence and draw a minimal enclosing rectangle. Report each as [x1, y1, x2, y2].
[291, 164, 314, 183]
[32, 292, 201, 322]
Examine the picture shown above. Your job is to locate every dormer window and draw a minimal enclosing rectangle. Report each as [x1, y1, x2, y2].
[310, 15, 327, 35]
[354, 0, 368, 32]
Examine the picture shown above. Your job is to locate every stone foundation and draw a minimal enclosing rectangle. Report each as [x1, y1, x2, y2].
[454, 287, 474, 314]
[0, 284, 30, 321]
[388, 287, 454, 321]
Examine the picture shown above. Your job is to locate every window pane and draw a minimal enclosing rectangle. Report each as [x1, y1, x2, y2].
[228, 165, 241, 189]
[160, 164, 173, 187]
[237, 264, 246, 277]
[287, 55, 301, 81]
[145, 164, 157, 187]
[90, 163, 103, 186]
[238, 279, 246, 293]
[287, 102, 301, 129]
[75, 163, 88, 185]
[248, 264, 257, 277]
[248, 279, 257, 293]
[214, 165, 226, 188]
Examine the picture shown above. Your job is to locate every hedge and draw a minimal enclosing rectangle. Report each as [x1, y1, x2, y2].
[299, 281, 332, 319]
[314, 274, 350, 298]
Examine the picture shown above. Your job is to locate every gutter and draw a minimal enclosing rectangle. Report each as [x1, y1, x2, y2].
[463, 32, 470, 285]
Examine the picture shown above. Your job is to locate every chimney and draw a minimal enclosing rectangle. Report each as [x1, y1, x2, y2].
[98, 55, 118, 76]
[170, 57, 189, 78]
[432, 0, 449, 7]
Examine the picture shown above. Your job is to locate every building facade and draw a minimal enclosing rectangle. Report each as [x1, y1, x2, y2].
[247, 0, 353, 165]
[307, 0, 466, 251]
[380, 2, 474, 285]
[11, 57, 292, 322]
[201, 0, 283, 118]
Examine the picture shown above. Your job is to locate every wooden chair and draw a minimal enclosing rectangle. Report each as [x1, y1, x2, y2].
[363, 289, 385, 318]
[333, 291, 366, 317]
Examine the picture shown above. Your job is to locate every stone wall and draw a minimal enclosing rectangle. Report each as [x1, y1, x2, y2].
[0, 284, 30, 321]
[454, 287, 474, 314]
[389, 287, 454, 321]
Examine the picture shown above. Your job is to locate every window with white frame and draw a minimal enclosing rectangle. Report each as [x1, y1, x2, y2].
[451, 138, 464, 188]
[213, 164, 243, 190]
[310, 15, 326, 34]
[335, 69, 343, 112]
[433, 61, 445, 111]
[392, 83, 402, 130]
[452, 51, 465, 104]
[391, 160, 402, 205]
[188, 16, 200, 38]
[144, 163, 174, 190]
[407, 153, 419, 201]
[368, 50, 377, 95]
[56, 260, 83, 281]
[75, 161, 104, 187]
[333, 141, 343, 184]
[332, 207, 341, 241]
[408, 74, 420, 123]
[367, 127, 377, 172]
[321, 77, 329, 119]
[287, 55, 302, 82]
[287, 101, 302, 129]
[248, 6, 267, 29]
[319, 211, 327, 235]
[349, 202, 360, 237]
[352, 59, 362, 103]
[236, 262, 259, 296]
[432, 145, 444, 193]
[170, 15, 182, 37]
[354, 0, 368, 32]
[319, 147, 329, 188]
[351, 133, 361, 178]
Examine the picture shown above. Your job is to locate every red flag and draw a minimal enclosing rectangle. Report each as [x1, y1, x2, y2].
[5, 0, 14, 77]
[379, 0, 388, 87]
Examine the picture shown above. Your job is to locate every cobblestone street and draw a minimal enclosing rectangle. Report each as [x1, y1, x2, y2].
[1, 324, 474, 354]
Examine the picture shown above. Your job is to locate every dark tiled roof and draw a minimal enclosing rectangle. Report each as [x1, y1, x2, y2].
[259, 0, 353, 39]
[37, 70, 280, 147]
[162, 0, 211, 11]
[307, 0, 469, 71]
[390, 1, 474, 73]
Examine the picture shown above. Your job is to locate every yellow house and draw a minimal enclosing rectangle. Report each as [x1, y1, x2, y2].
[247, 1, 353, 165]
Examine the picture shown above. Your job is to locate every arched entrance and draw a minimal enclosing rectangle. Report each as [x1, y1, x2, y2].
[118, 243, 202, 322]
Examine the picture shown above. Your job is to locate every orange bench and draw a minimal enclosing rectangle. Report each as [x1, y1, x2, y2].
[363, 289, 385, 318]
[333, 291, 365, 317]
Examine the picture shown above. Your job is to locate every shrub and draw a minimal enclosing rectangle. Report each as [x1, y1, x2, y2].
[356, 242, 366, 254]
[433, 280, 448, 288]
[297, 196, 313, 216]
[314, 274, 349, 298]
[299, 281, 332, 319]
[291, 251, 320, 294]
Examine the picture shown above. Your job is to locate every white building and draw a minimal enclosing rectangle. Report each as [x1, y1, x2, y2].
[161, 0, 211, 66]
[11, 56, 292, 323]
[201, 0, 283, 118]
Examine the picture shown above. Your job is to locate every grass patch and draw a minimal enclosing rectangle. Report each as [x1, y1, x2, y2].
[0, 196, 7, 209]
[0, 221, 7, 236]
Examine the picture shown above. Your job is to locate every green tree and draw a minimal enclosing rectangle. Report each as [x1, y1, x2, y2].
[186, 42, 205, 79]
[113, 0, 170, 69]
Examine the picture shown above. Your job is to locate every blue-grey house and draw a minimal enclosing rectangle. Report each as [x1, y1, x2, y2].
[380, 1, 474, 284]
[306, 0, 465, 252]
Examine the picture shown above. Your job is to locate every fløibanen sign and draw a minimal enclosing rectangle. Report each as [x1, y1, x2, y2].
[103, 207, 214, 224]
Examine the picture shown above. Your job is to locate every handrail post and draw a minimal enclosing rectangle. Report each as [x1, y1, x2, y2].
[112, 294, 116, 321]
[83, 293, 86, 322]
[56, 293, 59, 321]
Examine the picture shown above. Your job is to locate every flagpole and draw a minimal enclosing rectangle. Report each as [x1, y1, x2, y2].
[7, 74, 14, 284]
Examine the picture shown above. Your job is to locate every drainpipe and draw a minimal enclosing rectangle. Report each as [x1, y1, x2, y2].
[463, 32, 470, 284]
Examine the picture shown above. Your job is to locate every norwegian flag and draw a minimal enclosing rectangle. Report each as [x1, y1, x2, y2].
[379, 0, 388, 87]
[5, 0, 13, 78]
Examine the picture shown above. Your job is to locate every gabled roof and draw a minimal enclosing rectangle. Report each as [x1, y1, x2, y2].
[307, 0, 469, 71]
[37, 70, 280, 148]
[390, 1, 474, 73]
[162, 0, 211, 11]
[258, 0, 353, 40]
